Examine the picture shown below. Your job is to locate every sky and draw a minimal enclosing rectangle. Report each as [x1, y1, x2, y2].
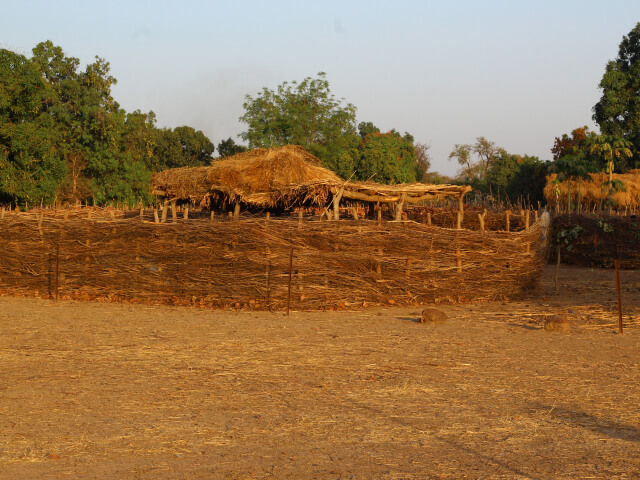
[3, 0, 640, 176]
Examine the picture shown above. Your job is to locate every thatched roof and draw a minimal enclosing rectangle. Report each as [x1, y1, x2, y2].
[152, 145, 471, 208]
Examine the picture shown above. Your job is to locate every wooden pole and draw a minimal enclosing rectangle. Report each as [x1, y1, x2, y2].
[233, 202, 240, 220]
[615, 260, 623, 334]
[210, 211, 215, 221]
[555, 246, 560, 293]
[183, 207, 189, 220]
[456, 211, 462, 230]
[298, 209, 303, 227]
[351, 206, 358, 221]
[478, 213, 485, 233]
[377, 206, 382, 227]
[333, 189, 343, 221]
[161, 200, 168, 223]
[286, 247, 294, 316]
[153, 210, 159, 224]
[55, 241, 60, 301]
[427, 212, 431, 226]
[171, 200, 177, 221]
[505, 210, 510, 232]
[525, 210, 530, 231]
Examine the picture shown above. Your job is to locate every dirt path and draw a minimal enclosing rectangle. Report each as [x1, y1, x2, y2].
[1, 266, 639, 479]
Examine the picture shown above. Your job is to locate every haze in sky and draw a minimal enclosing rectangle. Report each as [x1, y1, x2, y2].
[3, 0, 640, 176]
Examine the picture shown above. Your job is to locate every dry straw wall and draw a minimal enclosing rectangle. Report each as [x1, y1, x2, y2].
[0, 209, 545, 310]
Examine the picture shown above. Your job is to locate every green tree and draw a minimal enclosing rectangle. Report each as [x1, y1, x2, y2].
[217, 137, 247, 158]
[357, 131, 417, 184]
[239, 72, 357, 167]
[0, 48, 66, 206]
[448, 144, 474, 180]
[593, 22, 640, 159]
[152, 126, 214, 170]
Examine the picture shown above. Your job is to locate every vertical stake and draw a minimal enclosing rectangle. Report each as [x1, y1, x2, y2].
[55, 241, 60, 301]
[615, 259, 623, 334]
[555, 246, 560, 293]
[286, 247, 294, 316]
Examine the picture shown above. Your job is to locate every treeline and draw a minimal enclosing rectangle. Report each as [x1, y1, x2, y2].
[0, 41, 241, 207]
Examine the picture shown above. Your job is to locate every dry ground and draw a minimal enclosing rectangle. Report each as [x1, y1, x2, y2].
[1, 265, 639, 479]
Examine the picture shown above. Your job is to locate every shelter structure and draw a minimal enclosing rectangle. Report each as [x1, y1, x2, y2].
[151, 145, 471, 219]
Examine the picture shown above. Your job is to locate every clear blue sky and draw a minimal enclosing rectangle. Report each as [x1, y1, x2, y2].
[3, 0, 640, 176]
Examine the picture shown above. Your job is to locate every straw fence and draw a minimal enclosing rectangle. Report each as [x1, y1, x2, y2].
[0, 208, 545, 310]
[549, 214, 640, 269]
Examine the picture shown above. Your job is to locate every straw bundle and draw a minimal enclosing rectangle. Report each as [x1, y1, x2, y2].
[152, 146, 343, 208]
[544, 170, 640, 209]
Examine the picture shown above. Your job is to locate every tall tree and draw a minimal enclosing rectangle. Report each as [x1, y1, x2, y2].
[357, 131, 417, 184]
[239, 72, 357, 166]
[217, 137, 247, 158]
[448, 143, 474, 180]
[0, 48, 66, 206]
[414, 142, 432, 182]
[593, 22, 640, 159]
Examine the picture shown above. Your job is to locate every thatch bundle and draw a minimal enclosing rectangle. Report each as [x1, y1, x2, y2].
[152, 145, 472, 211]
[544, 170, 640, 209]
[152, 145, 342, 208]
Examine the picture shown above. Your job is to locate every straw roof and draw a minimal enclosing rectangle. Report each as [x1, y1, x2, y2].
[152, 145, 471, 208]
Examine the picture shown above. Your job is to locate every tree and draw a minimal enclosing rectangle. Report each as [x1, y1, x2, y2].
[357, 131, 417, 184]
[593, 22, 640, 158]
[0, 48, 66, 206]
[473, 136, 498, 178]
[239, 72, 357, 166]
[217, 137, 247, 158]
[414, 142, 432, 182]
[448, 144, 474, 180]
[152, 126, 214, 170]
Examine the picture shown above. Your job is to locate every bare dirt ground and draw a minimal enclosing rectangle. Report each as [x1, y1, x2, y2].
[1, 265, 639, 480]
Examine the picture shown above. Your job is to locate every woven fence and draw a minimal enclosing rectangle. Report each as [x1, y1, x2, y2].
[0, 209, 545, 310]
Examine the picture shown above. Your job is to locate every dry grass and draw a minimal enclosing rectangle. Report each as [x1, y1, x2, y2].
[544, 170, 640, 209]
[1, 265, 639, 479]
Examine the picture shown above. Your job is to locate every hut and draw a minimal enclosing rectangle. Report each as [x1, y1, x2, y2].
[151, 145, 471, 218]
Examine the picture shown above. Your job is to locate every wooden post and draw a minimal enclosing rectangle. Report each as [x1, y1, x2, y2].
[161, 200, 168, 223]
[505, 210, 510, 232]
[233, 202, 240, 220]
[478, 213, 485, 233]
[333, 189, 343, 221]
[183, 207, 189, 220]
[266, 211, 270, 224]
[286, 247, 294, 316]
[351, 206, 358, 221]
[55, 241, 60, 301]
[377, 206, 382, 227]
[555, 246, 561, 293]
[298, 209, 303, 228]
[534, 210, 539, 222]
[265, 245, 271, 309]
[395, 194, 406, 222]
[456, 211, 462, 230]
[139, 206, 144, 218]
[615, 260, 623, 334]
[171, 200, 177, 221]
[427, 212, 431, 226]
[210, 211, 215, 221]
[525, 210, 530, 231]
[153, 210, 159, 224]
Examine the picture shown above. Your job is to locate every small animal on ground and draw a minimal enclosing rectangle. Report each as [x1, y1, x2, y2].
[421, 308, 447, 324]
[543, 313, 571, 332]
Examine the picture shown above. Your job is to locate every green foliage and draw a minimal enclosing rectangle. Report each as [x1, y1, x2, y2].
[597, 220, 614, 233]
[357, 131, 417, 184]
[0, 41, 215, 206]
[556, 225, 583, 251]
[152, 126, 213, 170]
[0, 47, 66, 205]
[217, 137, 247, 158]
[240, 72, 357, 151]
[593, 22, 640, 159]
